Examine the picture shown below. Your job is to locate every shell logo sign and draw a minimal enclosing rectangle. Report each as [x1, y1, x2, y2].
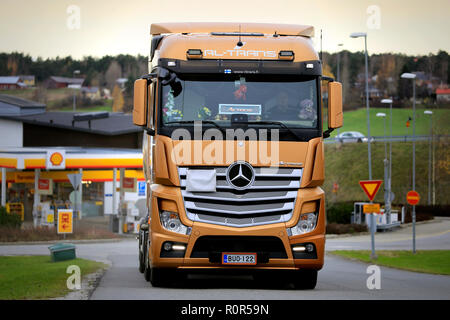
[50, 152, 63, 166]
[46, 150, 66, 169]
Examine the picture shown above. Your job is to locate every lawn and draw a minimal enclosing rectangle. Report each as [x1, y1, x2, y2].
[324, 140, 450, 205]
[0, 255, 107, 299]
[329, 107, 450, 137]
[330, 250, 450, 275]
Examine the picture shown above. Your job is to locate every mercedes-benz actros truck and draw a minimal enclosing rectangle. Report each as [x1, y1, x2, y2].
[134, 22, 343, 289]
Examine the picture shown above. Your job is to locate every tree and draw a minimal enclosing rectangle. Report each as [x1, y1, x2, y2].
[105, 60, 122, 91]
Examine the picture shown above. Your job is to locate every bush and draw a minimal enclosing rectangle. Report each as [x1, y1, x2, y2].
[326, 223, 368, 235]
[326, 202, 354, 224]
[0, 207, 22, 228]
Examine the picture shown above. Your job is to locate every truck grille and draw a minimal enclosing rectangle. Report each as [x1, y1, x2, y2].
[178, 166, 302, 227]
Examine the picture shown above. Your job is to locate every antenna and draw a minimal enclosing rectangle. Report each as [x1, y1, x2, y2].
[237, 24, 243, 47]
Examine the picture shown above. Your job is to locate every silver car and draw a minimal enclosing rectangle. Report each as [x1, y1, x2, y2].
[335, 131, 373, 143]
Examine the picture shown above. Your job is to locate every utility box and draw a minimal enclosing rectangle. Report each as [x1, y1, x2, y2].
[48, 243, 76, 262]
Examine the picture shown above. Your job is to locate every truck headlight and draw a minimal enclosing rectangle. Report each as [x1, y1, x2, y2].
[159, 211, 190, 235]
[289, 212, 318, 236]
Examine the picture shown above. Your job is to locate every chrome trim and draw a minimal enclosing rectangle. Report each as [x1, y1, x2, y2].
[178, 166, 302, 227]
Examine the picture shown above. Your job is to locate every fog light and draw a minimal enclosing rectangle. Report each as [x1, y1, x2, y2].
[163, 242, 172, 251]
[172, 244, 186, 251]
[292, 246, 306, 252]
[306, 244, 314, 252]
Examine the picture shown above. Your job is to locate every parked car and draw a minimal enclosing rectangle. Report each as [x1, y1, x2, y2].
[335, 131, 374, 143]
[138, 214, 149, 274]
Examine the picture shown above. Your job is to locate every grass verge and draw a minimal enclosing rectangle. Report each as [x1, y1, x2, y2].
[0, 255, 107, 299]
[330, 250, 450, 275]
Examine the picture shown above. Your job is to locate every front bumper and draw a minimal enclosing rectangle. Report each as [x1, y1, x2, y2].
[148, 186, 326, 271]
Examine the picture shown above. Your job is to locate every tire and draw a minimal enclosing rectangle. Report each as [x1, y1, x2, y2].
[138, 250, 145, 273]
[357, 138, 362, 143]
[292, 269, 318, 290]
[150, 268, 169, 287]
[143, 246, 151, 282]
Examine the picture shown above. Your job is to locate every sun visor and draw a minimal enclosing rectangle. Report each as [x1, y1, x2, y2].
[186, 169, 216, 192]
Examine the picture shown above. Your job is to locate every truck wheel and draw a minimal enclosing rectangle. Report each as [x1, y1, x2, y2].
[138, 251, 145, 273]
[143, 248, 151, 281]
[150, 268, 169, 287]
[292, 269, 318, 290]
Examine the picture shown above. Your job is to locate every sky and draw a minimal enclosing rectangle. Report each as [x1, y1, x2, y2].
[1, 0, 449, 59]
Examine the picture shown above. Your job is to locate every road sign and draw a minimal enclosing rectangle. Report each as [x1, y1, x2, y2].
[57, 209, 73, 234]
[67, 173, 82, 190]
[406, 190, 420, 205]
[363, 203, 381, 214]
[138, 181, 146, 196]
[359, 180, 383, 201]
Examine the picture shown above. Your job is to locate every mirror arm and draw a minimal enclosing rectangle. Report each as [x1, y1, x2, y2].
[323, 128, 334, 139]
[141, 73, 157, 81]
[145, 128, 155, 136]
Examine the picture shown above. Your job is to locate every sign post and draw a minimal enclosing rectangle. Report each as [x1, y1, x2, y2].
[359, 180, 383, 260]
[67, 173, 82, 221]
[406, 190, 420, 253]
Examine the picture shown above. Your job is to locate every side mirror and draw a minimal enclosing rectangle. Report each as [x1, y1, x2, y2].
[140, 223, 149, 231]
[328, 81, 343, 129]
[133, 79, 148, 126]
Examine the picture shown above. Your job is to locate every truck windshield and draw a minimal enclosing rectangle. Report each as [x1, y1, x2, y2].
[160, 74, 319, 130]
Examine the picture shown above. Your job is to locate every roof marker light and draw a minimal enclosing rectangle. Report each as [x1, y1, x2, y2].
[306, 63, 314, 69]
[279, 50, 294, 60]
[186, 49, 203, 59]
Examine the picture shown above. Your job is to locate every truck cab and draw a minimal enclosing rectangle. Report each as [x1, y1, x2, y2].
[133, 22, 343, 289]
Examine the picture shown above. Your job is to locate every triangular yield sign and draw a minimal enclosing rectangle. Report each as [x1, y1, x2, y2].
[359, 180, 383, 201]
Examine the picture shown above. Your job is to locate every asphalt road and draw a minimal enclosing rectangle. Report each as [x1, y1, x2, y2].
[1, 218, 449, 300]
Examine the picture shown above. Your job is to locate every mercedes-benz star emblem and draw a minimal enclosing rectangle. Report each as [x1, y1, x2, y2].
[226, 161, 255, 190]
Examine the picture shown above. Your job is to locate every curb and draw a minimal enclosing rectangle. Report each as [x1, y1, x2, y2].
[0, 238, 123, 246]
[325, 218, 442, 239]
[326, 232, 370, 239]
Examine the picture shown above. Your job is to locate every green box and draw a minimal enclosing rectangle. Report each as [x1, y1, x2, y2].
[48, 243, 76, 262]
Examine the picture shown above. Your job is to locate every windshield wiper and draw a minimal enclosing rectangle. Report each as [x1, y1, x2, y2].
[235, 120, 303, 140]
[164, 120, 226, 134]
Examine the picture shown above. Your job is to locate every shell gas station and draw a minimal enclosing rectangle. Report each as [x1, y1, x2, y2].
[0, 147, 146, 233]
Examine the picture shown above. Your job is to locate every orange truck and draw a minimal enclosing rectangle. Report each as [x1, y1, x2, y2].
[133, 22, 343, 289]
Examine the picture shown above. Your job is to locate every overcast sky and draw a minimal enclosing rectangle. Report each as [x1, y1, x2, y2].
[1, 0, 449, 59]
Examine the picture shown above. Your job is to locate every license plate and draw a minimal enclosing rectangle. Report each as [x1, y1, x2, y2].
[222, 253, 257, 265]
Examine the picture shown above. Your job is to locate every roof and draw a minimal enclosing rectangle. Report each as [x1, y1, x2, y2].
[0, 147, 143, 170]
[0, 76, 21, 84]
[50, 76, 85, 85]
[81, 86, 99, 93]
[436, 88, 450, 95]
[151, 22, 314, 37]
[0, 94, 46, 108]
[1, 111, 143, 136]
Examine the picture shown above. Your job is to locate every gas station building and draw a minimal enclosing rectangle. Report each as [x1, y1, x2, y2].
[0, 94, 147, 232]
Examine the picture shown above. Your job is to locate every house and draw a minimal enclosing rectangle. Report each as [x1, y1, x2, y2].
[436, 88, 450, 103]
[81, 86, 101, 100]
[18, 75, 35, 87]
[45, 76, 85, 89]
[0, 76, 27, 90]
[116, 78, 129, 89]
